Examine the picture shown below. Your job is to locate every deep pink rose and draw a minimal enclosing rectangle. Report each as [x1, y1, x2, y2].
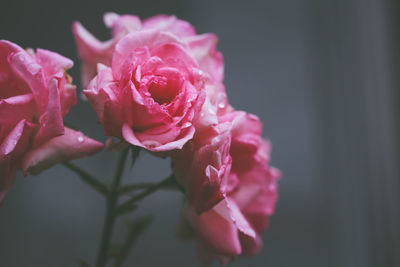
[178, 112, 280, 265]
[73, 13, 223, 87]
[0, 40, 104, 201]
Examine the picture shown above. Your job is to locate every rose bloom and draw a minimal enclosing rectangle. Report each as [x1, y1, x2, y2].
[73, 13, 223, 87]
[176, 112, 280, 265]
[172, 122, 232, 214]
[0, 40, 103, 201]
[78, 13, 224, 152]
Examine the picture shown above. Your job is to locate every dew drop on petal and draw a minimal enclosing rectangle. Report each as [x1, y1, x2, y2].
[77, 136, 84, 143]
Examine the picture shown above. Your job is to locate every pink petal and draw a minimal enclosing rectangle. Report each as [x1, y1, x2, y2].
[0, 40, 29, 98]
[112, 30, 183, 79]
[33, 78, 64, 146]
[122, 122, 195, 152]
[215, 199, 256, 239]
[35, 48, 73, 79]
[72, 21, 115, 87]
[152, 42, 198, 69]
[21, 127, 104, 175]
[60, 83, 77, 117]
[0, 94, 36, 128]
[188, 205, 242, 256]
[121, 123, 143, 147]
[239, 232, 263, 256]
[8, 50, 48, 114]
[0, 119, 36, 159]
[187, 33, 224, 82]
[143, 15, 196, 38]
[103, 12, 142, 38]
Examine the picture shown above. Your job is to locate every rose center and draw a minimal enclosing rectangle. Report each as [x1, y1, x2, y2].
[147, 75, 181, 105]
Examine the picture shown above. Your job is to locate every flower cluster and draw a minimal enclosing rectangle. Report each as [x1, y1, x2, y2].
[73, 13, 280, 265]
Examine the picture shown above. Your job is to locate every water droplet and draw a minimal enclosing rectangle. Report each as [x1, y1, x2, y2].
[77, 136, 84, 143]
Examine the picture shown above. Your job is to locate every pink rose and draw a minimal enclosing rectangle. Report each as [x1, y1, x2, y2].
[178, 112, 280, 265]
[172, 123, 232, 214]
[0, 40, 104, 201]
[83, 14, 229, 152]
[73, 13, 223, 87]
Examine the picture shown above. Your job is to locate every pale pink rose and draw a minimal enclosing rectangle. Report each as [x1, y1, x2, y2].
[73, 13, 223, 87]
[83, 27, 214, 152]
[178, 112, 280, 265]
[0, 40, 104, 202]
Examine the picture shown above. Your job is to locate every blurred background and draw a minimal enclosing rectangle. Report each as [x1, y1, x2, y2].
[0, 0, 399, 266]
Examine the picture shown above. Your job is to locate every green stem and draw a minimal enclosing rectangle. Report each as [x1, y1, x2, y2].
[62, 162, 108, 196]
[113, 216, 153, 267]
[116, 174, 180, 215]
[95, 148, 129, 267]
[118, 182, 155, 195]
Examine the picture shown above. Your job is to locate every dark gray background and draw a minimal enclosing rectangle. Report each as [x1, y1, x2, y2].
[1, 0, 399, 266]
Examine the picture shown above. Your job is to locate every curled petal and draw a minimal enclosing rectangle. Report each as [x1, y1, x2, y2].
[72, 22, 115, 87]
[21, 127, 104, 175]
[215, 199, 256, 239]
[103, 12, 142, 37]
[0, 119, 36, 160]
[0, 94, 35, 127]
[187, 33, 224, 82]
[0, 40, 28, 98]
[122, 122, 195, 152]
[143, 15, 196, 37]
[36, 48, 73, 79]
[9, 50, 48, 114]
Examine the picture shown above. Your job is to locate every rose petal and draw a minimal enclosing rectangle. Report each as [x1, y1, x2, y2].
[112, 30, 183, 79]
[0, 40, 29, 98]
[33, 78, 64, 146]
[21, 127, 104, 175]
[143, 15, 196, 38]
[9, 50, 48, 114]
[35, 48, 73, 79]
[0, 119, 36, 159]
[188, 205, 242, 256]
[72, 21, 115, 87]
[103, 12, 142, 38]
